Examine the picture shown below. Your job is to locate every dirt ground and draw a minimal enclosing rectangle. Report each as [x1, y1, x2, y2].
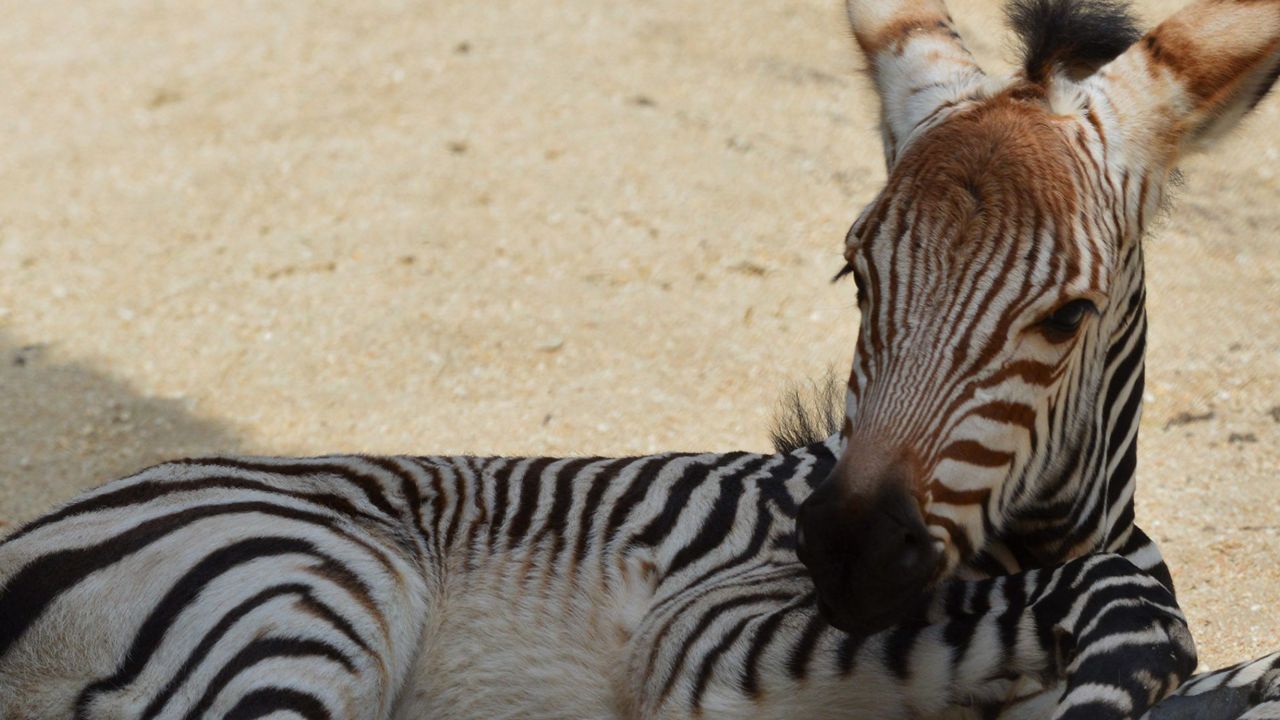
[0, 0, 1276, 670]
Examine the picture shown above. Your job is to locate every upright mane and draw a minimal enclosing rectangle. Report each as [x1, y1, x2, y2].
[769, 372, 843, 454]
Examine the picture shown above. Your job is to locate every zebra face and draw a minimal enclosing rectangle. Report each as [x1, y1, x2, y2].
[801, 0, 1280, 635]
[798, 95, 1120, 634]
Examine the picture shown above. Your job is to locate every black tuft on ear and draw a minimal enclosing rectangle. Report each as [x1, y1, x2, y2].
[1006, 0, 1142, 84]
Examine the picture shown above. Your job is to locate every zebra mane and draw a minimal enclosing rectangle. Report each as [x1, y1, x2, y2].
[1006, 0, 1143, 84]
[769, 371, 844, 454]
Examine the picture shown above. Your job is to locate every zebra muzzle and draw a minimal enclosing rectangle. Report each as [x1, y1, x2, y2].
[796, 478, 940, 636]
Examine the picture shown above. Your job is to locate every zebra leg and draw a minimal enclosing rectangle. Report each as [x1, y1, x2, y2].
[1018, 550, 1198, 712]
[0, 478, 430, 720]
[946, 553, 1197, 720]
[628, 553, 1193, 719]
[1140, 651, 1280, 720]
[4, 569, 409, 720]
[48, 563, 413, 720]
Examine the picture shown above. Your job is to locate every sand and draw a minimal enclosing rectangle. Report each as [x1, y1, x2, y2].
[0, 0, 1275, 669]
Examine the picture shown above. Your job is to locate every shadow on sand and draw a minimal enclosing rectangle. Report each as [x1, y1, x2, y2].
[0, 329, 245, 529]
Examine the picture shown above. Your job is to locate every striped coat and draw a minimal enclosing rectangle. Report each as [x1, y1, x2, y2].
[0, 442, 1215, 719]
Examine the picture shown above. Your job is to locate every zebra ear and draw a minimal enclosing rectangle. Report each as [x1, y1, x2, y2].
[1089, 0, 1280, 159]
[845, 0, 986, 168]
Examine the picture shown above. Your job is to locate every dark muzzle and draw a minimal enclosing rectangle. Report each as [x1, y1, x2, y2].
[795, 477, 940, 636]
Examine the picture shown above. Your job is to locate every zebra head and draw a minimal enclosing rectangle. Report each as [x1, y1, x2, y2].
[796, 0, 1280, 635]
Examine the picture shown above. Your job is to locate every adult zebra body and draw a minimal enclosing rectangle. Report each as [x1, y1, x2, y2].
[0, 444, 1198, 720]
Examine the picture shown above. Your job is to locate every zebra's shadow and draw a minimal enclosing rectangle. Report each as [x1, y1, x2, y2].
[0, 329, 245, 530]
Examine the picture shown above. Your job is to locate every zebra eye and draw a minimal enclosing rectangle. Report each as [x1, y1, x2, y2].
[1040, 299, 1096, 340]
[833, 262, 867, 305]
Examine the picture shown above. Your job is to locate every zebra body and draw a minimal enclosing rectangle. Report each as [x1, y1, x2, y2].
[3, 0, 1280, 717]
[0, 445, 1203, 720]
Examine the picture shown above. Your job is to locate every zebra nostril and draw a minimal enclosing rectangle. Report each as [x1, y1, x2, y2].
[893, 527, 933, 575]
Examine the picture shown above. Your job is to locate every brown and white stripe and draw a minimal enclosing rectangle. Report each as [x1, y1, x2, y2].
[810, 0, 1280, 590]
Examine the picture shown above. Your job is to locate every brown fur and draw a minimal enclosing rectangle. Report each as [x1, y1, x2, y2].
[855, 16, 958, 57]
[1142, 25, 1277, 103]
[868, 92, 1087, 281]
[303, 559, 391, 641]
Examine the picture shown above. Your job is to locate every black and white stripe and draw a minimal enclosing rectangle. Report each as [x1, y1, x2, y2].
[0, 442, 1238, 719]
[4, 0, 1280, 717]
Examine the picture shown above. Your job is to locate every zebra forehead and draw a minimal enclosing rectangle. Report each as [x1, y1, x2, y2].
[870, 92, 1089, 264]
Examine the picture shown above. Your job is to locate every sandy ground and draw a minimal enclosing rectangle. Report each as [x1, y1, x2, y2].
[0, 0, 1276, 670]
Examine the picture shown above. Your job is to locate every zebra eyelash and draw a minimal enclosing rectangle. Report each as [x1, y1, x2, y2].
[833, 262, 867, 306]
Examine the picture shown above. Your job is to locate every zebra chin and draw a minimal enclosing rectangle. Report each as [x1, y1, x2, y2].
[810, 583, 936, 638]
[795, 478, 943, 636]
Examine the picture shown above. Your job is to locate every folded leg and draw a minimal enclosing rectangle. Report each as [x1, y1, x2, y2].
[1142, 652, 1280, 720]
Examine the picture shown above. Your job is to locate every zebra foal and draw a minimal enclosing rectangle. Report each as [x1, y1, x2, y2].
[2, 0, 1280, 718]
[0, 449, 1196, 720]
